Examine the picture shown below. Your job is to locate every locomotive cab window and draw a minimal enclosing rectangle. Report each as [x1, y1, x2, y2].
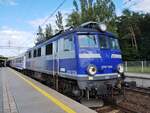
[109, 37, 120, 50]
[98, 35, 120, 50]
[64, 36, 74, 51]
[46, 43, 53, 55]
[78, 35, 98, 48]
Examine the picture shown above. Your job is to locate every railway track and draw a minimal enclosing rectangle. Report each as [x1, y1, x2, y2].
[92, 105, 138, 113]
[125, 87, 150, 95]
[92, 87, 150, 113]
[116, 105, 139, 113]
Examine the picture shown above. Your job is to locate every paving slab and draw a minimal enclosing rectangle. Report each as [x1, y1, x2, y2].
[125, 72, 150, 79]
[0, 67, 97, 113]
[125, 72, 150, 88]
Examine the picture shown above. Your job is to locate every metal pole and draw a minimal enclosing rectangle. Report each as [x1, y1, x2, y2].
[56, 41, 59, 91]
[125, 61, 128, 72]
[141, 61, 144, 73]
[52, 42, 56, 89]
[56, 57, 59, 91]
[4, 59, 7, 67]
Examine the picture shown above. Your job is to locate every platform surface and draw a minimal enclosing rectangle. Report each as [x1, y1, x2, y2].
[0, 67, 96, 113]
[125, 72, 150, 79]
[125, 72, 150, 88]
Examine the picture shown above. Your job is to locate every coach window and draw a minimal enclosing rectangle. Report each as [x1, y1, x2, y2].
[46, 43, 53, 55]
[28, 51, 31, 58]
[64, 36, 74, 51]
[33, 49, 37, 57]
[37, 48, 41, 57]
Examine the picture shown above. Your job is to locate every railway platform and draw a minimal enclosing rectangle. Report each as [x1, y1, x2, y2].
[125, 72, 150, 79]
[0, 67, 96, 113]
[125, 72, 150, 88]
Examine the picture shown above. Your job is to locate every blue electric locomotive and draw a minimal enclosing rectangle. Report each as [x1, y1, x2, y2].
[10, 22, 124, 101]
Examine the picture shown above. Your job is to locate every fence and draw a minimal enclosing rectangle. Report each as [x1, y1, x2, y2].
[124, 61, 150, 73]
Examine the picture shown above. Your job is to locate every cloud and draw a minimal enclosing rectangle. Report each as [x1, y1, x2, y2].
[29, 16, 56, 29]
[0, 26, 35, 57]
[0, 10, 71, 57]
[28, 10, 71, 31]
[123, 0, 150, 13]
[131, 0, 150, 13]
[116, 9, 123, 16]
[0, 0, 18, 6]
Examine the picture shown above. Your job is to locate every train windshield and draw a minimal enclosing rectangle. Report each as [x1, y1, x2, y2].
[78, 35, 98, 48]
[99, 35, 120, 50]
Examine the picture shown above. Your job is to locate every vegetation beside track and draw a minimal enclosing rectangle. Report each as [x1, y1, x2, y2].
[126, 67, 150, 73]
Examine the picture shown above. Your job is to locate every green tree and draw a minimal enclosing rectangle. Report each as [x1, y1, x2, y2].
[67, 0, 116, 32]
[116, 9, 150, 60]
[36, 26, 44, 45]
[138, 14, 150, 60]
[67, 11, 81, 27]
[55, 11, 64, 31]
[45, 24, 53, 40]
[116, 9, 140, 60]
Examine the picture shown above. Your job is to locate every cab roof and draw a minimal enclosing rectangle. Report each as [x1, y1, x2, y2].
[27, 28, 117, 52]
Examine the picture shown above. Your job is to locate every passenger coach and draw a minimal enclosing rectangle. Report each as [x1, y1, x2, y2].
[9, 55, 26, 70]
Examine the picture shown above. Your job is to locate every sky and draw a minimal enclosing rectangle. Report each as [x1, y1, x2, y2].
[0, 0, 150, 57]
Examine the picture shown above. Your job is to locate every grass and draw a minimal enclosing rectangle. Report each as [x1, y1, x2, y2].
[125, 67, 150, 73]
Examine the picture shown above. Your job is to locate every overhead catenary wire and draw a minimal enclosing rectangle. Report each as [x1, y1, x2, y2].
[123, 0, 132, 5]
[40, 0, 66, 27]
[19, 0, 67, 47]
[123, 0, 139, 8]
[0, 46, 31, 49]
[0, 0, 67, 56]
[30, 0, 67, 51]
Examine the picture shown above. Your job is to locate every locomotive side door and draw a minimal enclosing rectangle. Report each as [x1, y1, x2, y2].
[53, 40, 59, 75]
[53, 40, 59, 90]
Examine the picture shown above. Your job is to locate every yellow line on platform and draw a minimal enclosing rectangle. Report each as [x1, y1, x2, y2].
[10, 69, 76, 113]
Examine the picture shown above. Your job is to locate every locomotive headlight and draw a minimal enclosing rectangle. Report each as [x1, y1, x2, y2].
[87, 65, 97, 76]
[117, 64, 124, 73]
[99, 23, 107, 31]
